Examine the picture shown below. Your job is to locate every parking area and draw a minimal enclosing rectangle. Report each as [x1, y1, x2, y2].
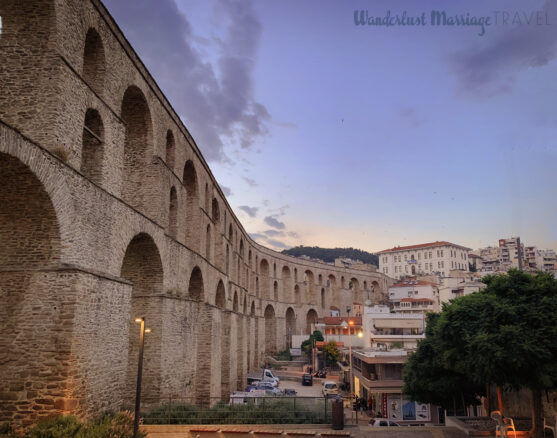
[278, 375, 341, 397]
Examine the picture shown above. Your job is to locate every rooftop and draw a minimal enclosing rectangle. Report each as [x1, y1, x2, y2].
[378, 241, 471, 254]
[317, 316, 362, 326]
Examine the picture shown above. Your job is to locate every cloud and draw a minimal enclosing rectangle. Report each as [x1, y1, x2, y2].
[103, 0, 270, 162]
[238, 205, 258, 217]
[267, 239, 290, 249]
[220, 185, 232, 197]
[396, 107, 423, 127]
[263, 229, 283, 237]
[264, 215, 286, 230]
[243, 176, 258, 187]
[450, 1, 557, 96]
[249, 231, 291, 251]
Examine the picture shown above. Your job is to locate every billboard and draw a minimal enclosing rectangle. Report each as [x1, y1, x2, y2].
[387, 394, 430, 421]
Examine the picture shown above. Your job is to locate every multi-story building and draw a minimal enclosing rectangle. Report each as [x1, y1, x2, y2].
[378, 241, 471, 279]
[351, 305, 440, 424]
[388, 279, 440, 314]
[438, 271, 485, 304]
[477, 237, 555, 274]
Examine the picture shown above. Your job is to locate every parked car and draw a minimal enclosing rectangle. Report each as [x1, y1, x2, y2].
[369, 418, 400, 427]
[301, 373, 313, 386]
[322, 381, 339, 397]
[283, 388, 297, 396]
[254, 382, 280, 393]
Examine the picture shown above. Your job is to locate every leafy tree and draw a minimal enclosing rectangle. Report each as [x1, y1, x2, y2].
[301, 331, 324, 359]
[322, 341, 340, 366]
[281, 246, 379, 266]
[312, 330, 324, 342]
[403, 313, 485, 410]
[403, 270, 557, 438]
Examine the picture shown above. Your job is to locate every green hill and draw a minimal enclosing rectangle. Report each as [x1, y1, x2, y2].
[281, 246, 378, 267]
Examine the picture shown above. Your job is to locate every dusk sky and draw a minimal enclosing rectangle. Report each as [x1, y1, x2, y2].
[103, 0, 557, 253]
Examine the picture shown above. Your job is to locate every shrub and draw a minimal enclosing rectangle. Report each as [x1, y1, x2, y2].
[143, 400, 329, 425]
[275, 349, 292, 361]
[22, 412, 145, 438]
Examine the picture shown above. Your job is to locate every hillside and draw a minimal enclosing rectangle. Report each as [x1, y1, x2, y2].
[281, 246, 379, 267]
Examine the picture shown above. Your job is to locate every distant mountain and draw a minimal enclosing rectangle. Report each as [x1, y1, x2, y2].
[281, 246, 379, 267]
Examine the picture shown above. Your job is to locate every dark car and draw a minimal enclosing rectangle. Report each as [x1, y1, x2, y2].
[283, 388, 297, 396]
[302, 373, 313, 386]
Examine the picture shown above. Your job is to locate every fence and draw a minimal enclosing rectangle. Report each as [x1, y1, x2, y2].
[141, 396, 341, 425]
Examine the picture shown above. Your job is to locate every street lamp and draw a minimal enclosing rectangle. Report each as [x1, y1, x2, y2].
[133, 317, 151, 438]
[341, 318, 355, 401]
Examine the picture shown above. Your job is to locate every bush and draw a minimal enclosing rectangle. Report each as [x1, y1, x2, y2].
[275, 349, 292, 361]
[22, 412, 145, 438]
[143, 400, 329, 425]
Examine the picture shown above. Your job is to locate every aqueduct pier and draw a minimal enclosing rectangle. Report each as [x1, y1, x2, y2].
[0, 0, 392, 427]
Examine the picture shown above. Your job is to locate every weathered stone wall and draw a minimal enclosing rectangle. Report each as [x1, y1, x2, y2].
[0, 0, 393, 429]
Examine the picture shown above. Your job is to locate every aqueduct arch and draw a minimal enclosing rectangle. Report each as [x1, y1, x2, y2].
[0, 153, 63, 423]
[306, 309, 318, 335]
[121, 233, 164, 404]
[264, 304, 277, 353]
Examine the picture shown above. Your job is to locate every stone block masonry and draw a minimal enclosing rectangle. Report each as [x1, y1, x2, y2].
[0, 0, 393, 429]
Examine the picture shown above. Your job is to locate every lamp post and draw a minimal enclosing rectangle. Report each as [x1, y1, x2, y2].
[134, 317, 151, 438]
[341, 319, 354, 400]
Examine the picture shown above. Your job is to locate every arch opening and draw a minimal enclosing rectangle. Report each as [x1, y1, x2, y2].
[83, 28, 105, 94]
[121, 86, 153, 214]
[264, 305, 276, 353]
[81, 108, 104, 184]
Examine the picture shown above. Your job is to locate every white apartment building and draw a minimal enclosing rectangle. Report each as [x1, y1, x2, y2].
[378, 241, 471, 280]
[388, 279, 440, 314]
[362, 304, 425, 351]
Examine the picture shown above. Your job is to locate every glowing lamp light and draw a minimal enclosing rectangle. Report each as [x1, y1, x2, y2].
[145, 328, 152, 334]
[135, 317, 143, 323]
[348, 320, 355, 326]
[357, 331, 363, 338]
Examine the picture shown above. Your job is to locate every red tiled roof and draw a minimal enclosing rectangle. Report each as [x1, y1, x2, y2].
[378, 241, 471, 253]
[318, 316, 362, 326]
[391, 280, 438, 287]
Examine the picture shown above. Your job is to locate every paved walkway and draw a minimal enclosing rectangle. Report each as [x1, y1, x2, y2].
[142, 424, 469, 438]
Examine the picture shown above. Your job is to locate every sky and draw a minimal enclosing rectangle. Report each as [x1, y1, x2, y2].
[103, 0, 557, 253]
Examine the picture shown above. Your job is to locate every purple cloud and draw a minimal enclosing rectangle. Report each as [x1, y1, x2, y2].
[238, 205, 258, 217]
[450, 1, 557, 96]
[264, 215, 285, 230]
[102, 0, 270, 162]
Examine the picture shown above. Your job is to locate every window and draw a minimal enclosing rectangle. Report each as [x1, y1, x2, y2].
[418, 252, 421, 260]
[405, 265, 408, 273]
[404, 255, 407, 261]
[429, 251, 432, 258]
[440, 250, 444, 257]
[452, 261, 454, 268]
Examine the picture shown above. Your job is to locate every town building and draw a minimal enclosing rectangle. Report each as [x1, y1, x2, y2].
[378, 241, 471, 279]
[351, 305, 440, 424]
[438, 271, 485, 304]
[476, 237, 556, 274]
[388, 279, 440, 314]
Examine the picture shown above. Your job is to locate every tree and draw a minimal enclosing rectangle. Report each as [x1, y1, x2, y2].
[403, 270, 557, 438]
[301, 331, 324, 360]
[322, 341, 340, 366]
[403, 313, 485, 411]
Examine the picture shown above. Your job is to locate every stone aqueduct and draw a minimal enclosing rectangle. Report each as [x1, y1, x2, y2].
[0, 0, 391, 427]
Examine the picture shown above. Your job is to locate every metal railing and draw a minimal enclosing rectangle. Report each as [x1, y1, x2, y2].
[141, 396, 340, 425]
